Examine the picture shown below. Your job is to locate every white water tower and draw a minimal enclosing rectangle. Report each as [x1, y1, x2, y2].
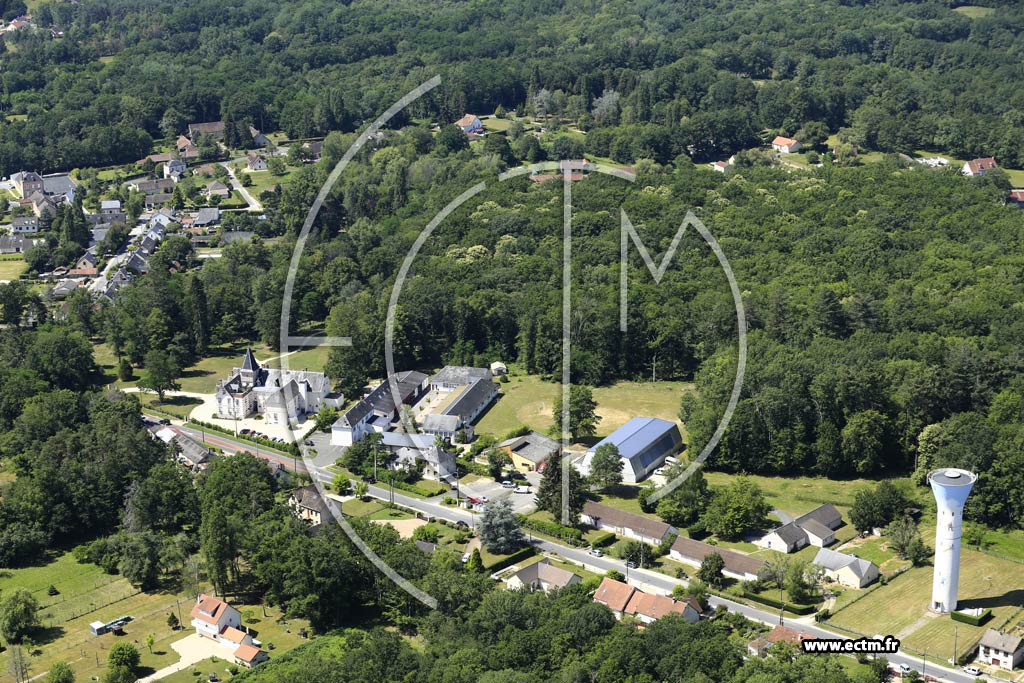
[928, 468, 977, 613]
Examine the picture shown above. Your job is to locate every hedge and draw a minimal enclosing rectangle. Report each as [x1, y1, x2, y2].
[590, 531, 617, 548]
[743, 591, 818, 615]
[190, 418, 300, 456]
[390, 480, 446, 498]
[483, 546, 536, 572]
[518, 516, 585, 546]
[951, 608, 992, 626]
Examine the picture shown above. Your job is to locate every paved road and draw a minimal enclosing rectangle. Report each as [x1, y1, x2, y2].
[220, 158, 263, 212]
[152, 416, 973, 682]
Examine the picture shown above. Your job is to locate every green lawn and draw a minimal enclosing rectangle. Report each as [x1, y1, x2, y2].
[164, 342, 273, 394]
[952, 5, 995, 18]
[830, 550, 1024, 662]
[474, 375, 691, 440]
[0, 257, 27, 280]
[703, 472, 911, 517]
[245, 169, 294, 194]
[1003, 168, 1024, 187]
[137, 393, 204, 419]
[0, 552, 203, 682]
[481, 116, 512, 132]
[265, 346, 331, 373]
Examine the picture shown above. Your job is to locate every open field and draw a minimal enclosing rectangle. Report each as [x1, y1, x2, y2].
[474, 374, 690, 439]
[245, 168, 294, 194]
[953, 5, 995, 18]
[830, 550, 1024, 661]
[137, 393, 205, 419]
[0, 256, 27, 280]
[0, 552, 199, 682]
[264, 345, 331, 373]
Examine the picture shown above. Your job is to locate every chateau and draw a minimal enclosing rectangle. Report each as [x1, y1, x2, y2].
[215, 349, 335, 425]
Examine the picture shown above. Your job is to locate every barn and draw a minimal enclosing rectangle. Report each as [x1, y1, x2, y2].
[579, 417, 683, 483]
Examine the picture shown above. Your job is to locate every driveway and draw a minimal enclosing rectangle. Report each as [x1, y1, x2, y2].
[136, 633, 226, 682]
[220, 160, 263, 212]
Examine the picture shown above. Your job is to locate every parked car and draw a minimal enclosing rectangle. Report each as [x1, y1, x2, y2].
[899, 664, 912, 675]
[589, 548, 603, 557]
[461, 552, 471, 563]
[625, 561, 637, 569]
[158, 418, 170, 425]
[304, 439, 314, 446]
[480, 496, 489, 503]
[665, 456, 679, 465]
[515, 485, 531, 494]
[962, 666, 982, 676]
[653, 468, 665, 476]
[455, 520, 468, 527]
[240, 428, 251, 434]
[501, 481, 515, 489]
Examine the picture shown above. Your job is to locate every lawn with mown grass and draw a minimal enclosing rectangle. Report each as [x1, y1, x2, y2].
[0, 551, 205, 682]
[137, 393, 205, 419]
[474, 374, 691, 440]
[830, 549, 1024, 662]
[0, 256, 27, 280]
[953, 5, 995, 18]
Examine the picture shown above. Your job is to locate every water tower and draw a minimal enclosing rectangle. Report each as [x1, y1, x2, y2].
[928, 468, 977, 613]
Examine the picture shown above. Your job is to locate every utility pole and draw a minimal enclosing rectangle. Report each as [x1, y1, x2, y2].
[952, 626, 958, 667]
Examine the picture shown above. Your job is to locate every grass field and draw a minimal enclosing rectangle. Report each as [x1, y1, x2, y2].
[0, 552, 202, 682]
[830, 550, 1024, 662]
[953, 5, 995, 18]
[0, 256, 27, 280]
[245, 169, 294, 194]
[474, 374, 691, 440]
[137, 393, 204, 419]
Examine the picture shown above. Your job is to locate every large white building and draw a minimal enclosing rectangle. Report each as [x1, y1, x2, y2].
[929, 468, 977, 613]
[578, 417, 682, 484]
[215, 349, 336, 425]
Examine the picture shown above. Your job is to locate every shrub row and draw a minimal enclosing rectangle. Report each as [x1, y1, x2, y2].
[518, 516, 585, 546]
[742, 591, 818, 616]
[483, 546, 536, 572]
[951, 608, 992, 626]
[590, 531, 617, 548]
[189, 418, 300, 456]
[390, 480, 446, 498]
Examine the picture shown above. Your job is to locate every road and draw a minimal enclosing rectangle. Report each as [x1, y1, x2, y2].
[219, 158, 263, 212]
[154, 418, 974, 683]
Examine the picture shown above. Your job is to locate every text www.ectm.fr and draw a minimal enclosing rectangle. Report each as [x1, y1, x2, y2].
[803, 637, 901, 654]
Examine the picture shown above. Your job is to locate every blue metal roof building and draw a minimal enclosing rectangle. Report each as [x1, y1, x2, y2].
[582, 417, 683, 483]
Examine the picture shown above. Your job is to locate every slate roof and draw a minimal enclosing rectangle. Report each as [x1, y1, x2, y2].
[794, 504, 843, 531]
[813, 548, 876, 580]
[499, 431, 560, 464]
[769, 522, 808, 547]
[800, 518, 834, 541]
[582, 501, 674, 541]
[431, 365, 491, 386]
[42, 173, 76, 196]
[979, 629, 1024, 654]
[440, 377, 498, 420]
[173, 433, 212, 467]
[670, 536, 766, 577]
[290, 485, 331, 520]
[422, 413, 460, 433]
[510, 560, 580, 590]
[194, 208, 220, 226]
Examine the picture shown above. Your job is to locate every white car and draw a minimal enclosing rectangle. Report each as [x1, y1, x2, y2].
[461, 552, 471, 563]
[501, 481, 515, 488]
[898, 664, 911, 675]
[962, 665, 982, 676]
[515, 486, 531, 494]
[588, 548, 603, 557]
[653, 468, 665, 476]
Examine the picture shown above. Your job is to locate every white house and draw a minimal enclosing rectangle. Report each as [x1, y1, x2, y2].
[977, 629, 1024, 671]
[505, 560, 581, 592]
[164, 158, 187, 181]
[215, 349, 331, 425]
[330, 370, 428, 446]
[455, 114, 483, 134]
[190, 594, 242, 640]
[288, 485, 332, 526]
[669, 536, 765, 582]
[963, 157, 999, 177]
[246, 153, 268, 171]
[759, 504, 844, 553]
[581, 501, 677, 544]
[10, 217, 39, 234]
[771, 135, 801, 154]
[813, 548, 879, 588]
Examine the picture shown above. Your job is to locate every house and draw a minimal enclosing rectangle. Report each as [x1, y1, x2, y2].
[164, 159, 187, 181]
[49, 280, 80, 300]
[100, 200, 122, 215]
[70, 250, 99, 277]
[144, 193, 173, 210]
[302, 140, 323, 160]
[747, 624, 814, 657]
[1009, 189, 1024, 207]
[215, 349, 331, 425]
[42, 173, 76, 201]
[760, 504, 844, 553]
[288, 485, 332, 526]
[246, 153, 268, 171]
[499, 431, 560, 472]
[771, 136, 801, 154]
[9, 216, 39, 234]
[593, 577, 637, 618]
[129, 178, 176, 195]
[420, 374, 498, 440]
[578, 417, 683, 484]
[455, 114, 483, 134]
[505, 560, 581, 592]
[669, 536, 765, 582]
[10, 171, 43, 198]
[624, 591, 700, 625]
[173, 433, 213, 471]
[382, 431, 457, 482]
[710, 160, 730, 173]
[415, 540, 438, 554]
[813, 548, 878, 589]
[193, 207, 221, 228]
[205, 180, 231, 198]
[249, 126, 271, 147]
[0, 235, 39, 254]
[188, 121, 226, 139]
[28, 192, 57, 218]
[760, 522, 809, 553]
[140, 152, 176, 165]
[977, 629, 1024, 671]
[234, 643, 269, 668]
[190, 594, 242, 640]
[581, 501, 677, 545]
[331, 371, 430, 446]
[963, 157, 999, 177]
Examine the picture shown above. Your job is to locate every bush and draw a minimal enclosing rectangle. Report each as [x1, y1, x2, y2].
[482, 545, 535, 572]
[589, 531, 617, 548]
[951, 608, 992, 626]
[518, 516, 585, 546]
[687, 521, 710, 540]
[390, 480, 445, 497]
[742, 591, 817, 615]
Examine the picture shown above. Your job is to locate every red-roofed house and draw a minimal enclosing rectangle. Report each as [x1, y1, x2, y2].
[623, 591, 700, 625]
[963, 157, 998, 177]
[593, 577, 636, 617]
[218, 625, 253, 649]
[771, 136, 801, 154]
[747, 624, 815, 657]
[190, 594, 242, 640]
[1010, 189, 1024, 207]
[455, 114, 483, 134]
[234, 643, 269, 668]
